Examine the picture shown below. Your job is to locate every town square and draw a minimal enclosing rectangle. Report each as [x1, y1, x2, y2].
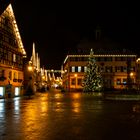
[0, 1, 140, 140]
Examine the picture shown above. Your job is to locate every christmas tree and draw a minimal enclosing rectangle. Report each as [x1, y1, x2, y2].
[82, 48, 103, 92]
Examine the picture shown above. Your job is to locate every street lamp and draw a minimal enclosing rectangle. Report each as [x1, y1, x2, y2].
[74, 74, 77, 90]
[28, 65, 33, 71]
[130, 72, 134, 77]
[42, 75, 45, 80]
[27, 64, 37, 93]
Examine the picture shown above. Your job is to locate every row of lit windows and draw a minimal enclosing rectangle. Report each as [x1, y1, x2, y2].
[0, 87, 20, 97]
[70, 78, 135, 87]
[0, 15, 12, 28]
[71, 78, 83, 86]
[70, 66, 135, 73]
[0, 14, 17, 47]
[116, 78, 134, 85]
[0, 50, 22, 63]
[0, 45, 22, 61]
[0, 24, 15, 37]
[0, 69, 22, 80]
[69, 57, 136, 62]
[0, 16, 15, 35]
[0, 32, 17, 47]
[70, 66, 87, 72]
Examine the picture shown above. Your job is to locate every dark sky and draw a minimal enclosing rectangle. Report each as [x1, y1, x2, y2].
[10, 1, 139, 70]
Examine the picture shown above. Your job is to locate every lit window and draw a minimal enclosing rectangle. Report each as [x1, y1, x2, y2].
[71, 78, 76, 85]
[78, 66, 81, 72]
[84, 66, 87, 72]
[15, 87, 20, 96]
[72, 66, 75, 72]
[123, 79, 127, 84]
[116, 79, 121, 85]
[13, 54, 16, 62]
[123, 67, 127, 72]
[115, 66, 121, 72]
[14, 72, 17, 79]
[0, 87, 4, 96]
[8, 71, 12, 80]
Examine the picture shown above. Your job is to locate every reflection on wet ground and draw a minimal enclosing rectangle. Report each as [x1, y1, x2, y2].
[0, 91, 140, 140]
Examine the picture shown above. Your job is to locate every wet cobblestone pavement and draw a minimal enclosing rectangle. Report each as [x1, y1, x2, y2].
[0, 90, 140, 140]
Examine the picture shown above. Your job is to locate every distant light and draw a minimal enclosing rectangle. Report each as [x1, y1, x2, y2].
[28, 66, 33, 71]
[130, 72, 134, 77]
[136, 58, 140, 63]
[15, 87, 20, 96]
[53, 84, 58, 88]
[0, 87, 4, 96]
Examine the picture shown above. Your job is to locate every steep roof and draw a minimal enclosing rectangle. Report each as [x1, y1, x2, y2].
[0, 3, 26, 57]
[0, 0, 12, 15]
[68, 39, 136, 56]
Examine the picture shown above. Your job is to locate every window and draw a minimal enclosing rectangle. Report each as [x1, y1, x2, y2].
[18, 72, 20, 79]
[0, 48, 3, 60]
[84, 57, 88, 61]
[78, 66, 81, 72]
[8, 52, 12, 61]
[106, 57, 112, 61]
[3, 50, 8, 60]
[116, 79, 121, 85]
[100, 57, 105, 61]
[70, 57, 76, 61]
[71, 66, 75, 72]
[13, 54, 16, 62]
[105, 66, 112, 72]
[77, 57, 82, 61]
[8, 71, 12, 80]
[0, 70, 5, 77]
[75, 67, 78, 72]
[123, 67, 127, 72]
[14, 72, 17, 79]
[84, 66, 87, 72]
[71, 78, 76, 85]
[15, 87, 20, 96]
[81, 66, 84, 72]
[0, 87, 4, 96]
[115, 57, 121, 61]
[121, 57, 127, 61]
[78, 78, 82, 85]
[115, 66, 121, 72]
[123, 79, 127, 85]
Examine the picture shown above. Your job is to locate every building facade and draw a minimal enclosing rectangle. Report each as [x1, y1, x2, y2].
[0, 4, 26, 98]
[62, 49, 137, 91]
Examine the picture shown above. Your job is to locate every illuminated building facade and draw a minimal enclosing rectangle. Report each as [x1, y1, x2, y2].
[0, 4, 26, 98]
[62, 48, 137, 91]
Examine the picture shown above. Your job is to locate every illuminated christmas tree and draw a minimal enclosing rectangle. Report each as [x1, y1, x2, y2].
[82, 49, 103, 92]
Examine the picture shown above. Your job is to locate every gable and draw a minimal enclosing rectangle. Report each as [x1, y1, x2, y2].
[0, 4, 26, 57]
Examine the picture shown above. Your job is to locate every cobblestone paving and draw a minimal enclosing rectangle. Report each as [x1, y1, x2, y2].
[0, 91, 140, 140]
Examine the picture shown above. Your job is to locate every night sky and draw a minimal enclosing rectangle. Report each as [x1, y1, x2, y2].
[10, 1, 140, 70]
